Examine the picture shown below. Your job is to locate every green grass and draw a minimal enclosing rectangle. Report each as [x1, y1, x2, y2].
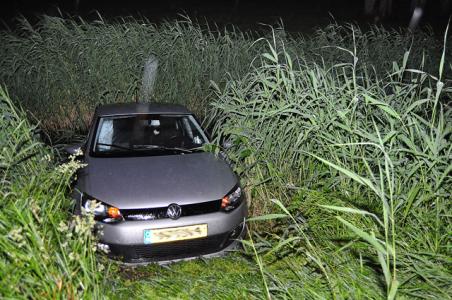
[0, 87, 113, 298]
[0, 15, 447, 137]
[107, 254, 262, 299]
[208, 26, 452, 299]
[0, 16, 259, 136]
[1, 15, 451, 299]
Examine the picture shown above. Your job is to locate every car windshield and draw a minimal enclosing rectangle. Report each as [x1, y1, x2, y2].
[92, 114, 208, 156]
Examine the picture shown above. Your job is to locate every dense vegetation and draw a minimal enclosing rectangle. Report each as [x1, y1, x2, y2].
[0, 88, 110, 298]
[0, 16, 451, 299]
[0, 16, 447, 135]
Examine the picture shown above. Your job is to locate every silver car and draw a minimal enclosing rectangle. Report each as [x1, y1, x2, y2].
[68, 103, 247, 263]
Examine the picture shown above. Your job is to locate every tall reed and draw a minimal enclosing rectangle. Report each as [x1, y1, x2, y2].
[0, 87, 111, 298]
[210, 27, 451, 298]
[0, 16, 446, 138]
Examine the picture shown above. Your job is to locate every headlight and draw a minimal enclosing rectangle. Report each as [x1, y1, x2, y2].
[221, 186, 243, 212]
[83, 198, 123, 223]
[83, 200, 106, 216]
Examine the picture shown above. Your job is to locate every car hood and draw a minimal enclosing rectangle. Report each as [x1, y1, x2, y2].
[77, 152, 238, 209]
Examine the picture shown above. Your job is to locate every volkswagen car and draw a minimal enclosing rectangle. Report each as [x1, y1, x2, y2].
[67, 103, 247, 263]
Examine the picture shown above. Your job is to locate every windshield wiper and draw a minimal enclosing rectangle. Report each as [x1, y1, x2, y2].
[96, 143, 133, 151]
[133, 145, 200, 153]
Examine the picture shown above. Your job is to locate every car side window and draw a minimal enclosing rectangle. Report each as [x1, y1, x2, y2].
[97, 119, 113, 150]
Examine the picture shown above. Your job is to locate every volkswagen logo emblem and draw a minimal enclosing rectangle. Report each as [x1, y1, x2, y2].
[167, 203, 182, 220]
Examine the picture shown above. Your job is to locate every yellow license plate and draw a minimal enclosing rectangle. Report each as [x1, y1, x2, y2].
[143, 224, 208, 244]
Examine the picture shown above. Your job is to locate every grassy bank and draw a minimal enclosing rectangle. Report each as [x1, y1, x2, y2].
[1, 16, 451, 299]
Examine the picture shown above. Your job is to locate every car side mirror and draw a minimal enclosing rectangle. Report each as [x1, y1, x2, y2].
[64, 143, 84, 157]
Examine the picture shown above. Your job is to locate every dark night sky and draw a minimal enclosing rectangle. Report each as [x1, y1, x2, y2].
[1, 0, 451, 32]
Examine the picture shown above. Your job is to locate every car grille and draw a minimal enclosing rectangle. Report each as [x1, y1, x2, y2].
[121, 199, 221, 221]
[108, 233, 232, 262]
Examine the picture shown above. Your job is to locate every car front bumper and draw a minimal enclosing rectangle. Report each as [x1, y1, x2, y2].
[96, 202, 247, 262]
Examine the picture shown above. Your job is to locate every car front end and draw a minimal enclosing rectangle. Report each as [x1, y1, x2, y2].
[79, 186, 247, 263]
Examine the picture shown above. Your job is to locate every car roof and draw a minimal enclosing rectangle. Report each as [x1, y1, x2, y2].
[95, 102, 192, 116]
